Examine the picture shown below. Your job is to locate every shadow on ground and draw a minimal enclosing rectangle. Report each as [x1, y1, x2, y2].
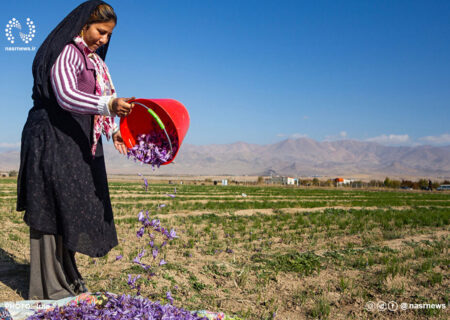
[0, 247, 28, 300]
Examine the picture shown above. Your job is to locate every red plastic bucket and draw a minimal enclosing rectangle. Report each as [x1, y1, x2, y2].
[119, 98, 190, 165]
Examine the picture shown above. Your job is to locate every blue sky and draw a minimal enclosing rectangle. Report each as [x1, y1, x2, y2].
[1, 0, 449, 148]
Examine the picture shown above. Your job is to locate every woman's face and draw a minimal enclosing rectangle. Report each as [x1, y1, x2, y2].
[82, 20, 115, 51]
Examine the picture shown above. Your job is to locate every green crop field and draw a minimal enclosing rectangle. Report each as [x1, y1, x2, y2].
[0, 178, 449, 319]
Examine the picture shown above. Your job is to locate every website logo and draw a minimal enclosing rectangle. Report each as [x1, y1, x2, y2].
[5, 18, 36, 44]
[4, 17, 36, 52]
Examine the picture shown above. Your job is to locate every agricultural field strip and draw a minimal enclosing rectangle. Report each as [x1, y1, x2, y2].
[112, 205, 446, 221]
[109, 189, 450, 198]
[110, 194, 373, 199]
[109, 193, 450, 201]
[110, 201, 450, 211]
[108, 193, 449, 202]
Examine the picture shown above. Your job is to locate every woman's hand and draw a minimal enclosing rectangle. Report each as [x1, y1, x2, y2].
[110, 97, 135, 117]
[113, 130, 128, 155]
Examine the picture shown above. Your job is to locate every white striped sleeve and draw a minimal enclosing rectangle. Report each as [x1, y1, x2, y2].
[50, 45, 113, 115]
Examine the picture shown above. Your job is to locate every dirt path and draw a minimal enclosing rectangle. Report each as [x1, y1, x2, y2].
[382, 230, 449, 250]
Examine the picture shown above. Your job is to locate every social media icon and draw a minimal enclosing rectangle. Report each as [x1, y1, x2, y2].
[365, 301, 375, 312]
[400, 303, 408, 311]
[377, 301, 387, 311]
[388, 301, 398, 311]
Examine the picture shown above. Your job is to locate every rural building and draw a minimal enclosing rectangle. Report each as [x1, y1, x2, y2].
[267, 176, 299, 185]
[335, 177, 355, 186]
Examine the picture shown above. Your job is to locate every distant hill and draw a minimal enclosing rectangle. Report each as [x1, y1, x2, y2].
[1, 138, 449, 178]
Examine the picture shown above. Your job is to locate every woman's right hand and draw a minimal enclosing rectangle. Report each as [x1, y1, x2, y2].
[110, 97, 135, 117]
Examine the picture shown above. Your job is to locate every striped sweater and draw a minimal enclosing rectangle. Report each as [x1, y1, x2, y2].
[50, 43, 115, 116]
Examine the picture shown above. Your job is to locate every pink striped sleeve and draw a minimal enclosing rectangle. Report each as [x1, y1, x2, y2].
[50, 45, 112, 115]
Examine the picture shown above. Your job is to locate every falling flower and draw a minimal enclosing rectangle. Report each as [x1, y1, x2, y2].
[143, 178, 148, 191]
[166, 193, 176, 198]
[158, 204, 166, 208]
[138, 173, 149, 191]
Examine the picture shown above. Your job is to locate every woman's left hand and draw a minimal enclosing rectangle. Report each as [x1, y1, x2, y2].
[113, 131, 128, 155]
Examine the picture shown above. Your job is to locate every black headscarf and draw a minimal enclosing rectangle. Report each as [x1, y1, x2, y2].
[32, 0, 112, 103]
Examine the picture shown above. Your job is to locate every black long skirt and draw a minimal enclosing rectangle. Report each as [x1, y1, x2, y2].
[17, 105, 118, 258]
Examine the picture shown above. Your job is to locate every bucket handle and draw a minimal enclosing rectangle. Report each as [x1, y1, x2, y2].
[131, 101, 173, 155]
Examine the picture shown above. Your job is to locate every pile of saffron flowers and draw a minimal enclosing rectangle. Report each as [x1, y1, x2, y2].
[26, 292, 208, 320]
[127, 131, 178, 169]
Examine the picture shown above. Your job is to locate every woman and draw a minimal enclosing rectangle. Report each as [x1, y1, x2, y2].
[16, 0, 131, 299]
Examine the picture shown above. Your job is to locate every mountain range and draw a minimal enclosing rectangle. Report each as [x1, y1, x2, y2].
[1, 138, 449, 179]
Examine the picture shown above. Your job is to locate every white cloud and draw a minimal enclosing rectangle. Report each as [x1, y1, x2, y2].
[418, 133, 450, 145]
[291, 133, 308, 139]
[324, 131, 348, 141]
[276, 133, 308, 139]
[0, 142, 20, 148]
[366, 134, 410, 145]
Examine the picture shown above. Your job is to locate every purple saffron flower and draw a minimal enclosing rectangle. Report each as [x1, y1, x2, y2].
[149, 240, 154, 248]
[138, 211, 145, 222]
[138, 249, 146, 259]
[167, 229, 178, 240]
[166, 193, 176, 198]
[127, 274, 141, 287]
[152, 248, 159, 259]
[151, 219, 160, 227]
[143, 178, 148, 191]
[26, 292, 207, 319]
[115, 255, 123, 261]
[133, 256, 141, 264]
[166, 291, 174, 305]
[158, 204, 166, 208]
[127, 132, 178, 168]
[136, 226, 145, 238]
[159, 259, 167, 266]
